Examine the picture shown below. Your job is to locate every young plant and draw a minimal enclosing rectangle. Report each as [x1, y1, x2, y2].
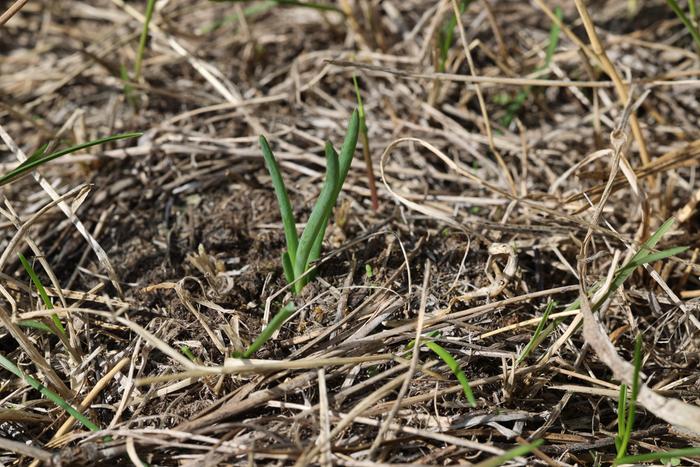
[18, 253, 66, 338]
[516, 299, 557, 364]
[0, 354, 99, 432]
[134, 0, 156, 82]
[425, 340, 477, 407]
[437, 0, 473, 73]
[0, 131, 139, 434]
[120, 0, 155, 107]
[406, 331, 476, 407]
[615, 334, 643, 460]
[614, 447, 700, 466]
[564, 217, 687, 314]
[473, 438, 544, 467]
[666, 0, 700, 53]
[500, 6, 562, 127]
[239, 110, 359, 357]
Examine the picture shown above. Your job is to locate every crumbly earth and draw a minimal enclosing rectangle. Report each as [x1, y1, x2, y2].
[1, 1, 700, 465]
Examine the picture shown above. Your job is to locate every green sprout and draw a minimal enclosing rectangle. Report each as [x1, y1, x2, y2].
[0, 353, 99, 432]
[474, 439, 544, 467]
[517, 299, 557, 364]
[614, 447, 700, 466]
[500, 6, 562, 127]
[239, 110, 359, 357]
[18, 253, 66, 338]
[615, 334, 643, 460]
[666, 0, 700, 53]
[406, 331, 476, 407]
[438, 0, 473, 73]
[134, 0, 157, 82]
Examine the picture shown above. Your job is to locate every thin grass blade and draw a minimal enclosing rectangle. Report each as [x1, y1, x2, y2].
[0, 353, 99, 432]
[438, 0, 473, 72]
[26, 143, 49, 164]
[614, 447, 700, 465]
[473, 439, 545, 467]
[17, 320, 53, 332]
[282, 251, 294, 284]
[424, 341, 476, 407]
[18, 253, 66, 337]
[134, 0, 156, 81]
[0, 132, 142, 187]
[212, 0, 343, 14]
[666, 0, 700, 50]
[565, 217, 684, 313]
[616, 383, 627, 452]
[517, 300, 555, 364]
[616, 334, 643, 459]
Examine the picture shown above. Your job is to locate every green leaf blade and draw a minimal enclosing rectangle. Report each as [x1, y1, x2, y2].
[0, 353, 100, 432]
[0, 132, 142, 187]
[424, 340, 476, 407]
[259, 135, 299, 264]
[293, 142, 339, 292]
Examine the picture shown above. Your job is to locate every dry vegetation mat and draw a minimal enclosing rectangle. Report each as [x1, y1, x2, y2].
[1, 0, 700, 465]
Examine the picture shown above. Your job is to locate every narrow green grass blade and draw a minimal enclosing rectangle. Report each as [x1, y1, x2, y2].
[120, 64, 137, 108]
[544, 7, 562, 66]
[517, 300, 555, 364]
[18, 253, 54, 310]
[424, 341, 476, 407]
[607, 246, 686, 303]
[293, 142, 338, 292]
[202, 1, 276, 33]
[26, 143, 49, 164]
[623, 246, 688, 272]
[180, 345, 197, 362]
[616, 334, 643, 460]
[306, 110, 360, 268]
[211, 0, 343, 14]
[0, 132, 142, 187]
[241, 302, 295, 358]
[17, 320, 53, 332]
[501, 6, 561, 127]
[616, 383, 627, 452]
[134, 0, 156, 81]
[564, 217, 684, 313]
[614, 447, 700, 465]
[666, 0, 700, 49]
[473, 439, 545, 467]
[259, 135, 299, 265]
[632, 217, 677, 262]
[438, 0, 473, 72]
[18, 253, 66, 337]
[0, 353, 100, 432]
